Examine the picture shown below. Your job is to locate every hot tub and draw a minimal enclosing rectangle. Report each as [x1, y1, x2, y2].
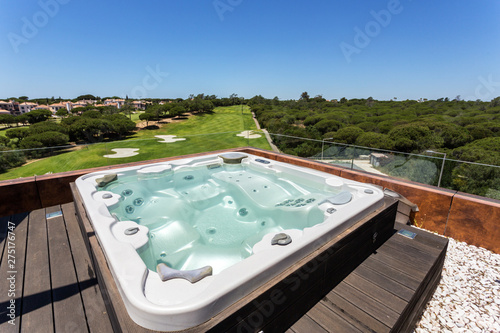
[75, 152, 385, 331]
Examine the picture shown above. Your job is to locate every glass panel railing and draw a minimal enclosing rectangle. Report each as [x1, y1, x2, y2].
[1, 131, 499, 200]
[267, 133, 500, 200]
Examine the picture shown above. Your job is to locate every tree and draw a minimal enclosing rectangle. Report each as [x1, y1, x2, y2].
[0, 147, 26, 173]
[20, 131, 69, 149]
[68, 118, 111, 142]
[18, 96, 29, 101]
[25, 109, 52, 124]
[56, 108, 69, 117]
[300, 92, 310, 101]
[388, 124, 442, 153]
[0, 114, 16, 128]
[76, 94, 96, 101]
[313, 119, 342, 134]
[139, 112, 155, 127]
[82, 110, 102, 118]
[6, 127, 30, 144]
[327, 126, 364, 144]
[355, 132, 395, 150]
[29, 121, 68, 135]
[169, 105, 186, 118]
[0, 136, 9, 146]
[103, 114, 136, 137]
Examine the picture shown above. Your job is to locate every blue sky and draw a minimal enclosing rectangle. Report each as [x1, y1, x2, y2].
[1, 0, 499, 101]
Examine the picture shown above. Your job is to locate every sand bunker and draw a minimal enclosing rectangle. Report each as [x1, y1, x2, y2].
[104, 148, 139, 158]
[155, 135, 187, 143]
[236, 130, 262, 139]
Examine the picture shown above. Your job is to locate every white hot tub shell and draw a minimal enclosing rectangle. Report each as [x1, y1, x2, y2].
[75, 152, 385, 331]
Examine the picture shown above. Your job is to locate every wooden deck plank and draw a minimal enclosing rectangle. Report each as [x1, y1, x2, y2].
[0, 194, 446, 333]
[351, 265, 414, 302]
[394, 223, 449, 250]
[375, 246, 430, 279]
[333, 281, 399, 328]
[366, 250, 426, 287]
[291, 221, 448, 333]
[289, 314, 329, 333]
[307, 302, 364, 333]
[362, 255, 421, 291]
[20, 208, 54, 333]
[45, 205, 89, 333]
[381, 237, 438, 268]
[343, 273, 408, 314]
[322, 291, 390, 333]
[390, 231, 444, 257]
[0, 212, 29, 332]
[60, 203, 113, 333]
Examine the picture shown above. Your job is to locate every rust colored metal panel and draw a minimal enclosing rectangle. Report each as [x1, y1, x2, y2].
[0, 177, 41, 215]
[446, 193, 500, 254]
[339, 169, 455, 235]
[36, 172, 82, 208]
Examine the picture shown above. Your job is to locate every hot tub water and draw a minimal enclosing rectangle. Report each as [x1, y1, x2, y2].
[101, 163, 330, 274]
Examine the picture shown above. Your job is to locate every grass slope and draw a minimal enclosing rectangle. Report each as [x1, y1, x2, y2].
[0, 106, 270, 180]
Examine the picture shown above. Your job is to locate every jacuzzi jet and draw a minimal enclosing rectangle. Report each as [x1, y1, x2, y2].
[122, 189, 133, 197]
[184, 175, 194, 180]
[133, 198, 144, 206]
[206, 227, 217, 235]
[125, 205, 135, 214]
[261, 221, 266, 226]
[238, 208, 248, 216]
[160, 252, 167, 258]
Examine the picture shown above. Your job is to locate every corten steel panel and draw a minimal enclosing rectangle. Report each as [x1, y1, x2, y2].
[446, 193, 500, 253]
[0, 177, 41, 215]
[339, 169, 456, 235]
[36, 172, 82, 207]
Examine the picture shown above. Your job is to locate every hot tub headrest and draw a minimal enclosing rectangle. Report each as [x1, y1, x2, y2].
[96, 173, 118, 187]
[218, 153, 248, 164]
[156, 263, 213, 283]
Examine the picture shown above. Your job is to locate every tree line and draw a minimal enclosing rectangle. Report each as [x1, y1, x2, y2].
[249, 94, 500, 198]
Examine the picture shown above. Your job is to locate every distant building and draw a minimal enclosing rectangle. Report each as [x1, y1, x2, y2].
[131, 100, 145, 110]
[104, 99, 125, 109]
[34, 104, 51, 111]
[0, 100, 16, 113]
[19, 102, 38, 114]
[49, 102, 67, 113]
[77, 99, 97, 105]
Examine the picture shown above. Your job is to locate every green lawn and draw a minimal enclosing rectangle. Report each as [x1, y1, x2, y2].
[0, 106, 271, 180]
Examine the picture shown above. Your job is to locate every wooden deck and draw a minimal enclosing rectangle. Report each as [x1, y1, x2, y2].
[0, 203, 447, 332]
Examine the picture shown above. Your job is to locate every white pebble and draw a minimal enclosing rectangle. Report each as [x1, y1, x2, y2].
[412, 235, 500, 332]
